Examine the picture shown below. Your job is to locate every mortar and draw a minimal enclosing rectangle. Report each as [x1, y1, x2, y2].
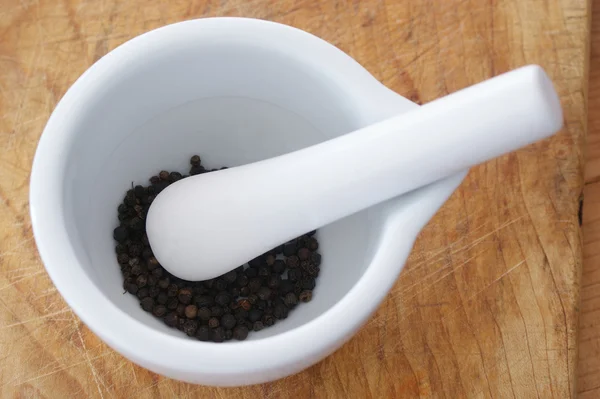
[30, 17, 466, 385]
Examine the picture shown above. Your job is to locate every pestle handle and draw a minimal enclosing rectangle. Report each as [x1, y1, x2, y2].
[147, 65, 563, 281]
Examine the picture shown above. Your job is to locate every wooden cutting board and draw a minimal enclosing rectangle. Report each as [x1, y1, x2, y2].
[0, 0, 589, 397]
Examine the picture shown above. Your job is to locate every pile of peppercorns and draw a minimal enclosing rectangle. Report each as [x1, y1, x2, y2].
[113, 155, 321, 342]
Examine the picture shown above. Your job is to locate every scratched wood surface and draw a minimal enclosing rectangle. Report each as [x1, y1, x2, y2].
[0, 1, 589, 398]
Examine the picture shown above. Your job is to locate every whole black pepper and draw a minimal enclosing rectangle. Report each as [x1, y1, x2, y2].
[183, 320, 198, 336]
[158, 277, 170, 289]
[257, 286, 272, 301]
[210, 305, 224, 317]
[196, 326, 210, 341]
[299, 290, 313, 303]
[157, 292, 168, 305]
[223, 270, 237, 284]
[253, 321, 264, 331]
[185, 305, 198, 319]
[248, 309, 262, 323]
[286, 255, 299, 269]
[212, 327, 226, 343]
[310, 252, 322, 267]
[215, 292, 231, 307]
[297, 247, 310, 261]
[178, 288, 193, 304]
[208, 317, 220, 329]
[197, 307, 211, 321]
[114, 158, 322, 342]
[288, 268, 302, 282]
[284, 292, 298, 308]
[233, 326, 249, 341]
[272, 260, 286, 274]
[167, 297, 178, 310]
[152, 304, 167, 317]
[273, 304, 288, 320]
[140, 297, 154, 312]
[164, 313, 178, 327]
[236, 274, 249, 287]
[221, 314, 237, 330]
[248, 278, 262, 293]
[167, 284, 178, 297]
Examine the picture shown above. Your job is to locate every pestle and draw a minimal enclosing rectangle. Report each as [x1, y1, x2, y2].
[146, 65, 563, 281]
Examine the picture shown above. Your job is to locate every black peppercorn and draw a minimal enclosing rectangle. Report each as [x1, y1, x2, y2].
[214, 279, 228, 291]
[247, 294, 258, 305]
[208, 317, 220, 329]
[267, 275, 281, 289]
[158, 277, 170, 289]
[302, 277, 316, 290]
[190, 165, 206, 175]
[159, 170, 169, 181]
[245, 267, 258, 278]
[248, 309, 262, 323]
[167, 297, 178, 310]
[190, 155, 201, 166]
[286, 255, 299, 269]
[310, 252, 322, 266]
[221, 314, 237, 330]
[235, 308, 249, 321]
[225, 329, 233, 340]
[288, 268, 302, 282]
[297, 247, 310, 261]
[232, 325, 249, 341]
[272, 260, 286, 274]
[253, 321, 264, 331]
[176, 304, 186, 317]
[151, 267, 164, 278]
[273, 304, 288, 320]
[152, 304, 167, 317]
[197, 307, 211, 321]
[284, 292, 298, 308]
[148, 286, 160, 298]
[117, 253, 129, 265]
[258, 266, 269, 278]
[215, 292, 231, 307]
[140, 297, 154, 312]
[157, 292, 168, 305]
[230, 287, 240, 298]
[299, 290, 313, 302]
[257, 286, 272, 301]
[195, 295, 213, 308]
[236, 274, 249, 287]
[196, 326, 210, 341]
[126, 282, 139, 295]
[183, 320, 198, 336]
[167, 284, 179, 297]
[185, 305, 198, 319]
[265, 254, 275, 266]
[240, 287, 250, 297]
[178, 288, 193, 304]
[262, 314, 275, 327]
[223, 270, 237, 284]
[212, 327, 226, 343]
[113, 226, 129, 242]
[164, 313, 178, 327]
[279, 280, 294, 295]
[136, 274, 147, 288]
[210, 306, 224, 318]
[248, 278, 262, 293]
[283, 242, 296, 256]
[169, 171, 183, 183]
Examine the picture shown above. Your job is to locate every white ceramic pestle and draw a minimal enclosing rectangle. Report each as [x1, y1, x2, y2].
[146, 65, 563, 281]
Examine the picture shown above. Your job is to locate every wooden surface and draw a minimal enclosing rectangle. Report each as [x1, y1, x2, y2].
[0, 1, 589, 398]
[578, 1, 600, 398]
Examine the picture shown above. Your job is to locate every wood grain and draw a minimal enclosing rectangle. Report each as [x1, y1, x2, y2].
[578, 1, 600, 398]
[0, 0, 588, 397]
